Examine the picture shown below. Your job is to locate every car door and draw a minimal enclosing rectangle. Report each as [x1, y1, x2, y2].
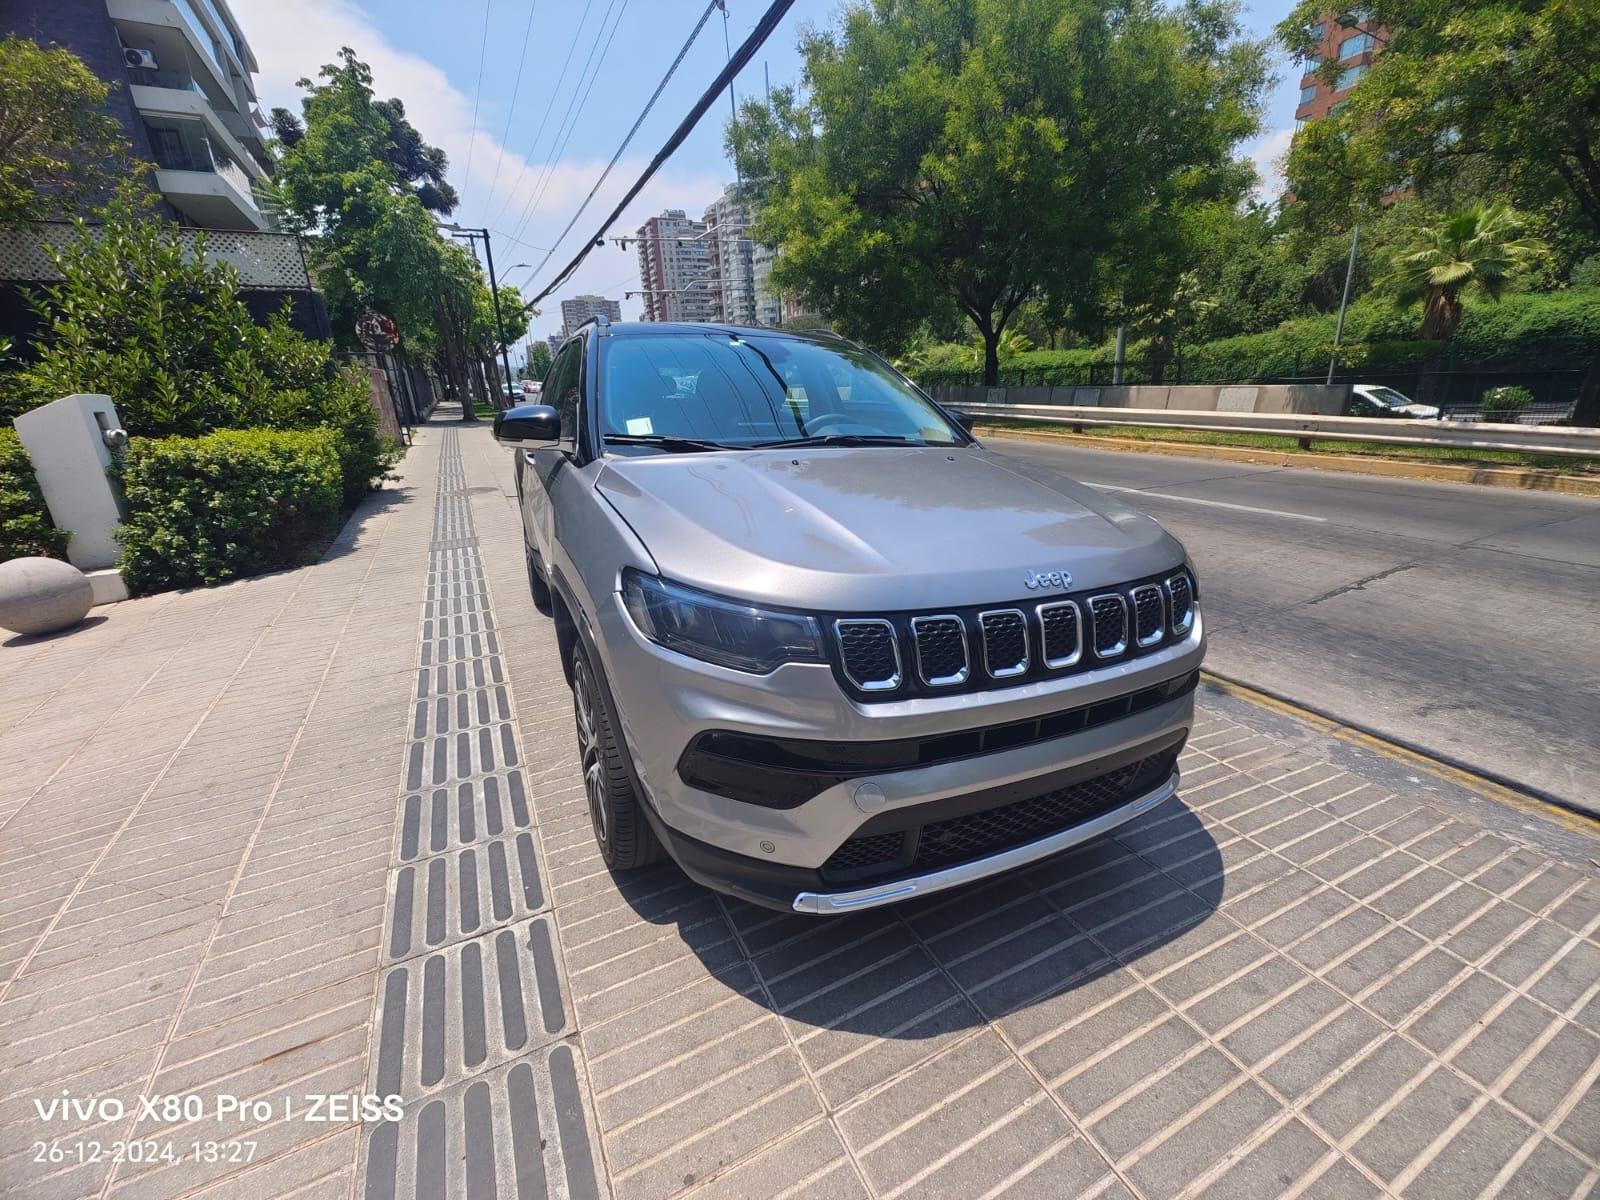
[522, 337, 583, 563]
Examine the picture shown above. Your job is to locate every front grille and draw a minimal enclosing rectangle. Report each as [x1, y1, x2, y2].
[835, 619, 900, 690]
[979, 610, 1028, 677]
[1089, 595, 1128, 658]
[911, 615, 968, 685]
[1132, 585, 1165, 647]
[824, 569, 1196, 700]
[820, 747, 1178, 881]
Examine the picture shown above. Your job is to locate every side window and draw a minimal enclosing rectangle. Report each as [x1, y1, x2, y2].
[546, 342, 582, 453]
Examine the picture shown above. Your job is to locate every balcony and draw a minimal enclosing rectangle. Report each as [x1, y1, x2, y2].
[143, 114, 267, 230]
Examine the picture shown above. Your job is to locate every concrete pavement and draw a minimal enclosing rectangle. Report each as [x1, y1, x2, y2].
[985, 437, 1600, 815]
[1, 419, 1597, 1200]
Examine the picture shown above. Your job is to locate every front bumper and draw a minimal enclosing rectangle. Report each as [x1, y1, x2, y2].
[593, 588, 1202, 897]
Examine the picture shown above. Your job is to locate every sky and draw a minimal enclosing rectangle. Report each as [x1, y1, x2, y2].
[230, 0, 1302, 364]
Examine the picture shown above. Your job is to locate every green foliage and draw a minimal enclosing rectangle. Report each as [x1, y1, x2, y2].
[116, 429, 342, 593]
[0, 37, 130, 225]
[1480, 385, 1533, 421]
[4, 194, 396, 500]
[1572, 257, 1600, 290]
[729, 0, 1269, 382]
[523, 341, 552, 381]
[1276, 0, 1600, 243]
[0, 429, 67, 562]
[1379, 204, 1548, 340]
[1448, 289, 1600, 364]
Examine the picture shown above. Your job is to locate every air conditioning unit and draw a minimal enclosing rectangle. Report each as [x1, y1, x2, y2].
[123, 47, 159, 70]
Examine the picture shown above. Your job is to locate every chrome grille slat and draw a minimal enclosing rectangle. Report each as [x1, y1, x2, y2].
[978, 609, 1029, 678]
[1088, 594, 1128, 659]
[1037, 600, 1082, 669]
[1166, 571, 1195, 634]
[910, 614, 969, 686]
[834, 619, 901, 691]
[1131, 584, 1165, 648]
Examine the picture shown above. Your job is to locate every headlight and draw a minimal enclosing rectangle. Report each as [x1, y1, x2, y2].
[621, 570, 825, 674]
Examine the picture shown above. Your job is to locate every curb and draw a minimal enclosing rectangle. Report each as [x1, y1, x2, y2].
[975, 423, 1600, 498]
[1201, 670, 1600, 836]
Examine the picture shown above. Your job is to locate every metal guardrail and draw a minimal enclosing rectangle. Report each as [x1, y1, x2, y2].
[957, 403, 1600, 459]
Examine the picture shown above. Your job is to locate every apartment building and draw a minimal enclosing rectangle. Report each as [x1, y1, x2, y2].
[1295, 13, 1385, 127]
[702, 186, 756, 327]
[751, 241, 781, 328]
[559, 294, 622, 337]
[633, 210, 718, 324]
[3, 0, 273, 231]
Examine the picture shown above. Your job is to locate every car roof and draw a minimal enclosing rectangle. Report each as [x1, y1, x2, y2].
[591, 321, 853, 346]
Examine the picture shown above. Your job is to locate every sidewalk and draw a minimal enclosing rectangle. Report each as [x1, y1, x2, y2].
[2, 416, 1598, 1200]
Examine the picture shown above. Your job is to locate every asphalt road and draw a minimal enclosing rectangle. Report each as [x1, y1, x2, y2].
[986, 436, 1600, 815]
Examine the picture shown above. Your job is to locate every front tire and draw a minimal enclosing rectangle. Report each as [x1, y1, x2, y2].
[572, 643, 662, 869]
[525, 543, 553, 615]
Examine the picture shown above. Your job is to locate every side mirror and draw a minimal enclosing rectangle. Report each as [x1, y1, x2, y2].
[494, 404, 560, 450]
[947, 409, 975, 432]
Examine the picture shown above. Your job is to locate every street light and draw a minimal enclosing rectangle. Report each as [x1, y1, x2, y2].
[435, 222, 516, 408]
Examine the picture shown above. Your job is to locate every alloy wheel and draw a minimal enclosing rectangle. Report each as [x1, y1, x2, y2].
[572, 656, 608, 845]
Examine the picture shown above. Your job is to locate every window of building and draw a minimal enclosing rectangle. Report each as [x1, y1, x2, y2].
[1329, 100, 1349, 116]
[1339, 32, 1375, 59]
[1298, 83, 1318, 107]
[1336, 63, 1368, 92]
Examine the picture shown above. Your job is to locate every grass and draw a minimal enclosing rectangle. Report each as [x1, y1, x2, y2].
[974, 418, 1600, 475]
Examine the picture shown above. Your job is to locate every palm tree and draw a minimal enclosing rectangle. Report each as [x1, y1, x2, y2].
[1380, 203, 1546, 341]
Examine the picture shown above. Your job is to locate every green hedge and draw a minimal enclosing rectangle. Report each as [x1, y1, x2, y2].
[910, 288, 1600, 385]
[0, 429, 68, 562]
[117, 429, 342, 594]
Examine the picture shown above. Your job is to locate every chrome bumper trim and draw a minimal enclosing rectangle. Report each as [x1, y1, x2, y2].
[791, 772, 1179, 914]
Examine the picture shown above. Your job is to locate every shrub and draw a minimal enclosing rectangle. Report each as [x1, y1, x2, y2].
[1480, 386, 1534, 422]
[0, 429, 67, 562]
[116, 429, 342, 593]
[5, 191, 399, 498]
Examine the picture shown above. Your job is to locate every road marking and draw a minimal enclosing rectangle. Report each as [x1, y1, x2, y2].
[1081, 480, 1328, 522]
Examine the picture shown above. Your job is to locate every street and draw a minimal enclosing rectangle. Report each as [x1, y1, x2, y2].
[985, 437, 1600, 815]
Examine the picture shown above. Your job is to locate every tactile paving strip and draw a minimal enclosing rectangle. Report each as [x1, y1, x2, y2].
[361, 427, 601, 1197]
[385, 832, 549, 963]
[361, 1046, 604, 1200]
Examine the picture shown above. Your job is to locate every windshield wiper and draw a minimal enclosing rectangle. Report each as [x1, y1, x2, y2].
[604, 435, 735, 453]
[750, 434, 918, 448]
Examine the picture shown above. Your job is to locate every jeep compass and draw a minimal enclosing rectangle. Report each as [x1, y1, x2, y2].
[494, 318, 1204, 913]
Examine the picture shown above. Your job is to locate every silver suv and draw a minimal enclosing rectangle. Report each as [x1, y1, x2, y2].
[495, 319, 1204, 913]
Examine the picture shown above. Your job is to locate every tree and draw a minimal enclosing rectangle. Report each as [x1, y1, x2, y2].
[523, 341, 553, 381]
[729, 0, 1267, 384]
[1379, 203, 1547, 340]
[1277, 0, 1600, 246]
[0, 36, 130, 225]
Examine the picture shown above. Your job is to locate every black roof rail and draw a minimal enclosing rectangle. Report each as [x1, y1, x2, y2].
[802, 327, 845, 339]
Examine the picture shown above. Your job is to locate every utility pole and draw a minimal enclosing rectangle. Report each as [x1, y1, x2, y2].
[1328, 223, 1360, 385]
[438, 223, 517, 413]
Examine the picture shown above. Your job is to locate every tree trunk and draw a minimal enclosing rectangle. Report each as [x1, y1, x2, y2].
[1420, 292, 1461, 342]
[981, 327, 1000, 387]
[1572, 356, 1600, 427]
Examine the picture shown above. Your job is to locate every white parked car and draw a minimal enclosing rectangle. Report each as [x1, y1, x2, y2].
[1348, 383, 1441, 420]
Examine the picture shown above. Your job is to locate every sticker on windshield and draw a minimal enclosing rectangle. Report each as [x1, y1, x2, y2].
[625, 417, 654, 435]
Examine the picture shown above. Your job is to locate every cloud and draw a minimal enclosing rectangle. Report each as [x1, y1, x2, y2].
[1246, 125, 1296, 207]
[230, 0, 734, 340]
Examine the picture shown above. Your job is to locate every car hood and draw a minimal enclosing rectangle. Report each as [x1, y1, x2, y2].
[595, 446, 1187, 611]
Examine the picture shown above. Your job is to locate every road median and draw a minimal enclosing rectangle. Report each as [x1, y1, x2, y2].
[975, 420, 1600, 497]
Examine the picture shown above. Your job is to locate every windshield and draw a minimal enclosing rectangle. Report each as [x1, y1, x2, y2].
[1364, 386, 1413, 408]
[598, 333, 963, 448]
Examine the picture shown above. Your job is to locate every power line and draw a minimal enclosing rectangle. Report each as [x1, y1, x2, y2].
[506, 0, 629, 247]
[488, 0, 595, 229]
[481, 0, 539, 217]
[527, 0, 797, 306]
[517, 0, 720, 284]
[459, 0, 495, 206]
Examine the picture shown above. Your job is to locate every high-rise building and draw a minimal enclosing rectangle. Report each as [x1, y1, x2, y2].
[559, 294, 621, 336]
[2, 0, 273, 230]
[633, 210, 717, 323]
[752, 242, 782, 328]
[702, 186, 756, 326]
[1294, 13, 1385, 128]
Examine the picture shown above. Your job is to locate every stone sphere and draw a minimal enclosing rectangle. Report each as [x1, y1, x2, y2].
[0, 556, 94, 636]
